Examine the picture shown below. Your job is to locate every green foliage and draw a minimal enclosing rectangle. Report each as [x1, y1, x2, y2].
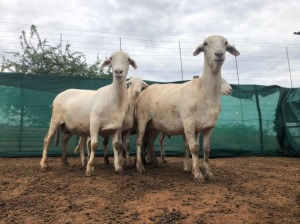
[1, 25, 111, 77]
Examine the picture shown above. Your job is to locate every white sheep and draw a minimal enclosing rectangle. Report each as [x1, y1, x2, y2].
[156, 77, 233, 164]
[73, 77, 149, 168]
[135, 35, 240, 181]
[40, 51, 137, 176]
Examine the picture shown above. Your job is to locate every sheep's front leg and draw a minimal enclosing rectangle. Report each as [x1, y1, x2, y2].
[184, 129, 204, 181]
[112, 130, 124, 173]
[202, 128, 215, 181]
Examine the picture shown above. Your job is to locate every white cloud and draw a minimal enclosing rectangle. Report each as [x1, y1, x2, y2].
[0, 0, 299, 87]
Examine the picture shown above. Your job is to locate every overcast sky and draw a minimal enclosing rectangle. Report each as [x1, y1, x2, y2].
[0, 0, 299, 87]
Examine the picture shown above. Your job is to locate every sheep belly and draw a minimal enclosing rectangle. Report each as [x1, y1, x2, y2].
[152, 119, 184, 136]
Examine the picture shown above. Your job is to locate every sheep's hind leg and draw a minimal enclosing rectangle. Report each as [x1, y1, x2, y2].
[103, 137, 110, 165]
[183, 135, 191, 173]
[85, 134, 98, 177]
[40, 127, 57, 170]
[78, 136, 87, 167]
[123, 131, 133, 168]
[147, 128, 159, 168]
[202, 128, 215, 181]
[159, 133, 167, 163]
[136, 120, 148, 173]
[61, 133, 73, 166]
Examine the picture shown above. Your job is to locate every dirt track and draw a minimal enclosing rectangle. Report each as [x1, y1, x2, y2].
[0, 156, 299, 224]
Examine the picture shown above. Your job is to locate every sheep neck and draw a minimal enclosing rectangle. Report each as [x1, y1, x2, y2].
[127, 89, 137, 116]
[200, 61, 222, 99]
[112, 78, 127, 105]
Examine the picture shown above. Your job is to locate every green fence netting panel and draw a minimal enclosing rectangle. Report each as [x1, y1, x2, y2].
[274, 88, 300, 156]
[0, 73, 299, 158]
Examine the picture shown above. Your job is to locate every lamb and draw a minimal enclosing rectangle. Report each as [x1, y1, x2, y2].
[135, 35, 240, 181]
[74, 77, 149, 167]
[40, 51, 137, 176]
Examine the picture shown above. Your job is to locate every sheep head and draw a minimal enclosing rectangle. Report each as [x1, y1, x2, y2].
[101, 51, 137, 82]
[193, 35, 240, 72]
[126, 77, 149, 98]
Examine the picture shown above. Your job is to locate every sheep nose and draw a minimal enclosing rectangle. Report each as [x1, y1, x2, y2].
[114, 69, 123, 75]
[215, 52, 224, 58]
[135, 90, 140, 96]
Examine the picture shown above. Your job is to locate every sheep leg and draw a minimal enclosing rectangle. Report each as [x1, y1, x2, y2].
[159, 133, 167, 163]
[74, 137, 87, 166]
[183, 135, 191, 173]
[122, 130, 132, 168]
[85, 133, 98, 177]
[141, 137, 148, 165]
[103, 137, 110, 165]
[86, 137, 91, 160]
[202, 128, 215, 181]
[147, 128, 159, 168]
[136, 121, 148, 173]
[184, 129, 203, 181]
[61, 133, 73, 166]
[40, 127, 56, 170]
[78, 136, 87, 167]
[146, 148, 152, 164]
[112, 130, 124, 173]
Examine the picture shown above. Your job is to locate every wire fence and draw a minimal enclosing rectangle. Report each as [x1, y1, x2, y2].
[0, 24, 300, 87]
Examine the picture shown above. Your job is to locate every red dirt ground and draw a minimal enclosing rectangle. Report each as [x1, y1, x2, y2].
[0, 156, 299, 224]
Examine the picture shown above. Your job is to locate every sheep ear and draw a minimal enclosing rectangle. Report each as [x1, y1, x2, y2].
[193, 44, 204, 56]
[129, 58, 137, 69]
[142, 81, 149, 88]
[100, 58, 111, 68]
[226, 44, 240, 56]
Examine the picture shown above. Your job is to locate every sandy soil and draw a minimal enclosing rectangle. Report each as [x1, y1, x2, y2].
[0, 156, 299, 224]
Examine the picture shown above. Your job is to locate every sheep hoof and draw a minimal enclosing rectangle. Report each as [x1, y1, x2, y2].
[124, 162, 134, 169]
[205, 173, 215, 181]
[115, 168, 124, 174]
[40, 162, 48, 170]
[184, 168, 191, 174]
[183, 164, 192, 173]
[202, 164, 215, 181]
[137, 164, 145, 173]
[193, 173, 205, 183]
[193, 177, 204, 183]
[152, 163, 159, 168]
[62, 161, 69, 167]
[41, 167, 48, 171]
[85, 170, 94, 177]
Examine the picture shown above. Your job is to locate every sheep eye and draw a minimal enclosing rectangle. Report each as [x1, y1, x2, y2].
[225, 41, 228, 45]
[203, 42, 208, 47]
